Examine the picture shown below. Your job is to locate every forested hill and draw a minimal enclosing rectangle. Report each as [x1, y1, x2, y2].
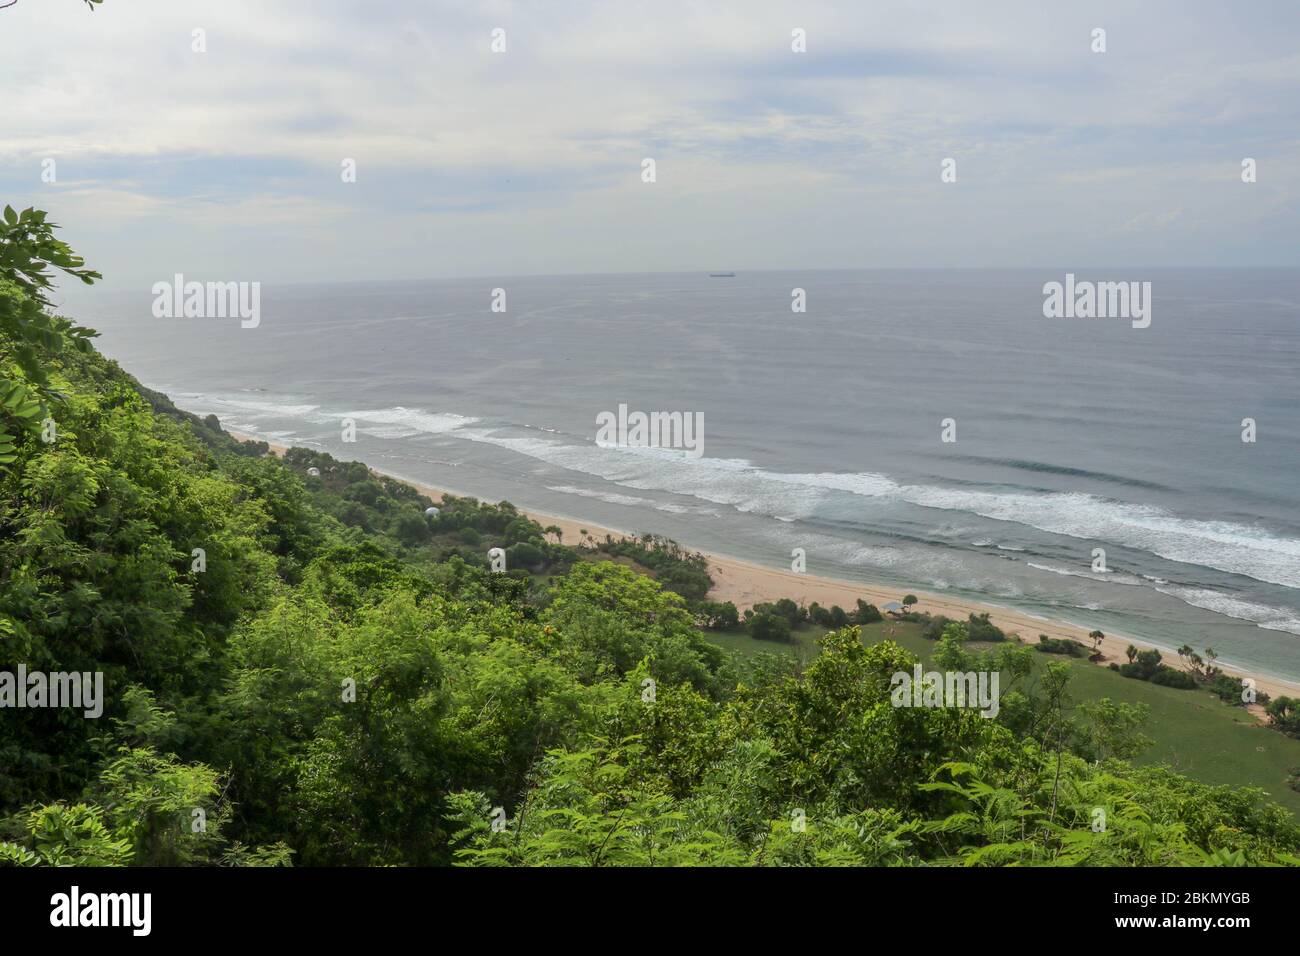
[2, 212, 1298, 866]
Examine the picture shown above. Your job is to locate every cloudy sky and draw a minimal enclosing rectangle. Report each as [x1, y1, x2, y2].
[2, 0, 1298, 289]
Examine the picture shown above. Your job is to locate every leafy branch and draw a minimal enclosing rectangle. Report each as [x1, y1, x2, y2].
[0, 205, 101, 463]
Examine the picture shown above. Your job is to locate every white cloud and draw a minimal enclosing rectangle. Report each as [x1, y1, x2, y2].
[3, 0, 1298, 285]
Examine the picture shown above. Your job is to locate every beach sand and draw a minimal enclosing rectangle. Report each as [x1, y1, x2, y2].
[228, 430, 1300, 707]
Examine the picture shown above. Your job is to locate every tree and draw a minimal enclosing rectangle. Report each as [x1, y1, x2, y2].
[1267, 698, 1300, 737]
[902, 594, 918, 611]
[505, 540, 545, 569]
[0, 207, 100, 464]
[933, 621, 972, 672]
[768, 597, 804, 626]
[749, 612, 792, 643]
[967, 612, 1007, 643]
[392, 511, 430, 546]
[696, 600, 739, 630]
[853, 599, 882, 624]
[1075, 698, 1153, 761]
[0, 804, 131, 866]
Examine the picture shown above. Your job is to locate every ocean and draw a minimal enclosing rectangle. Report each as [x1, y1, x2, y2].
[63, 269, 1300, 683]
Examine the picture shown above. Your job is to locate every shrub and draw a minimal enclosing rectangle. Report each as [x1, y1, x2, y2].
[966, 613, 1007, 643]
[505, 541, 545, 569]
[1149, 667, 1198, 690]
[392, 512, 430, 546]
[749, 612, 793, 643]
[853, 600, 882, 624]
[1036, 635, 1086, 657]
[922, 615, 953, 641]
[695, 600, 740, 630]
[1205, 672, 1249, 706]
[1266, 698, 1300, 738]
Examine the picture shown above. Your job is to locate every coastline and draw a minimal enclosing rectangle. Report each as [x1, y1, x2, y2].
[227, 429, 1300, 706]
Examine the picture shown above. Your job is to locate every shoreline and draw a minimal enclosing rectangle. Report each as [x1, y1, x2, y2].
[227, 429, 1300, 706]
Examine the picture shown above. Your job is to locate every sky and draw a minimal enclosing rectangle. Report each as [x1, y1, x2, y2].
[2, 0, 1299, 289]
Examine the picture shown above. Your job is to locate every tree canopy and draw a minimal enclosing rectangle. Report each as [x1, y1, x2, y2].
[1, 210, 1297, 868]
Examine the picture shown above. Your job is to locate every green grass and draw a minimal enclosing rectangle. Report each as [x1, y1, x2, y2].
[1057, 656, 1300, 809]
[703, 622, 1300, 815]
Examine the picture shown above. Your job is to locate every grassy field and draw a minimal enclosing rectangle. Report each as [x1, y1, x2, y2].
[703, 621, 1300, 815]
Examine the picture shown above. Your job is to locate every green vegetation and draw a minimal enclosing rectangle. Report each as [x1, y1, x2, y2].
[920, 612, 1008, 644]
[0, 206, 100, 464]
[3, 210, 1300, 866]
[705, 615, 1300, 816]
[1036, 634, 1087, 657]
[588, 533, 712, 601]
[1113, 646, 1233, 693]
[1267, 698, 1300, 738]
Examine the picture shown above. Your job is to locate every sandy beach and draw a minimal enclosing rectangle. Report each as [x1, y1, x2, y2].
[228, 430, 1300, 706]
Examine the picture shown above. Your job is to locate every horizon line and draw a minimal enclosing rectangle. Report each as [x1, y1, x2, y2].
[59, 263, 1300, 296]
